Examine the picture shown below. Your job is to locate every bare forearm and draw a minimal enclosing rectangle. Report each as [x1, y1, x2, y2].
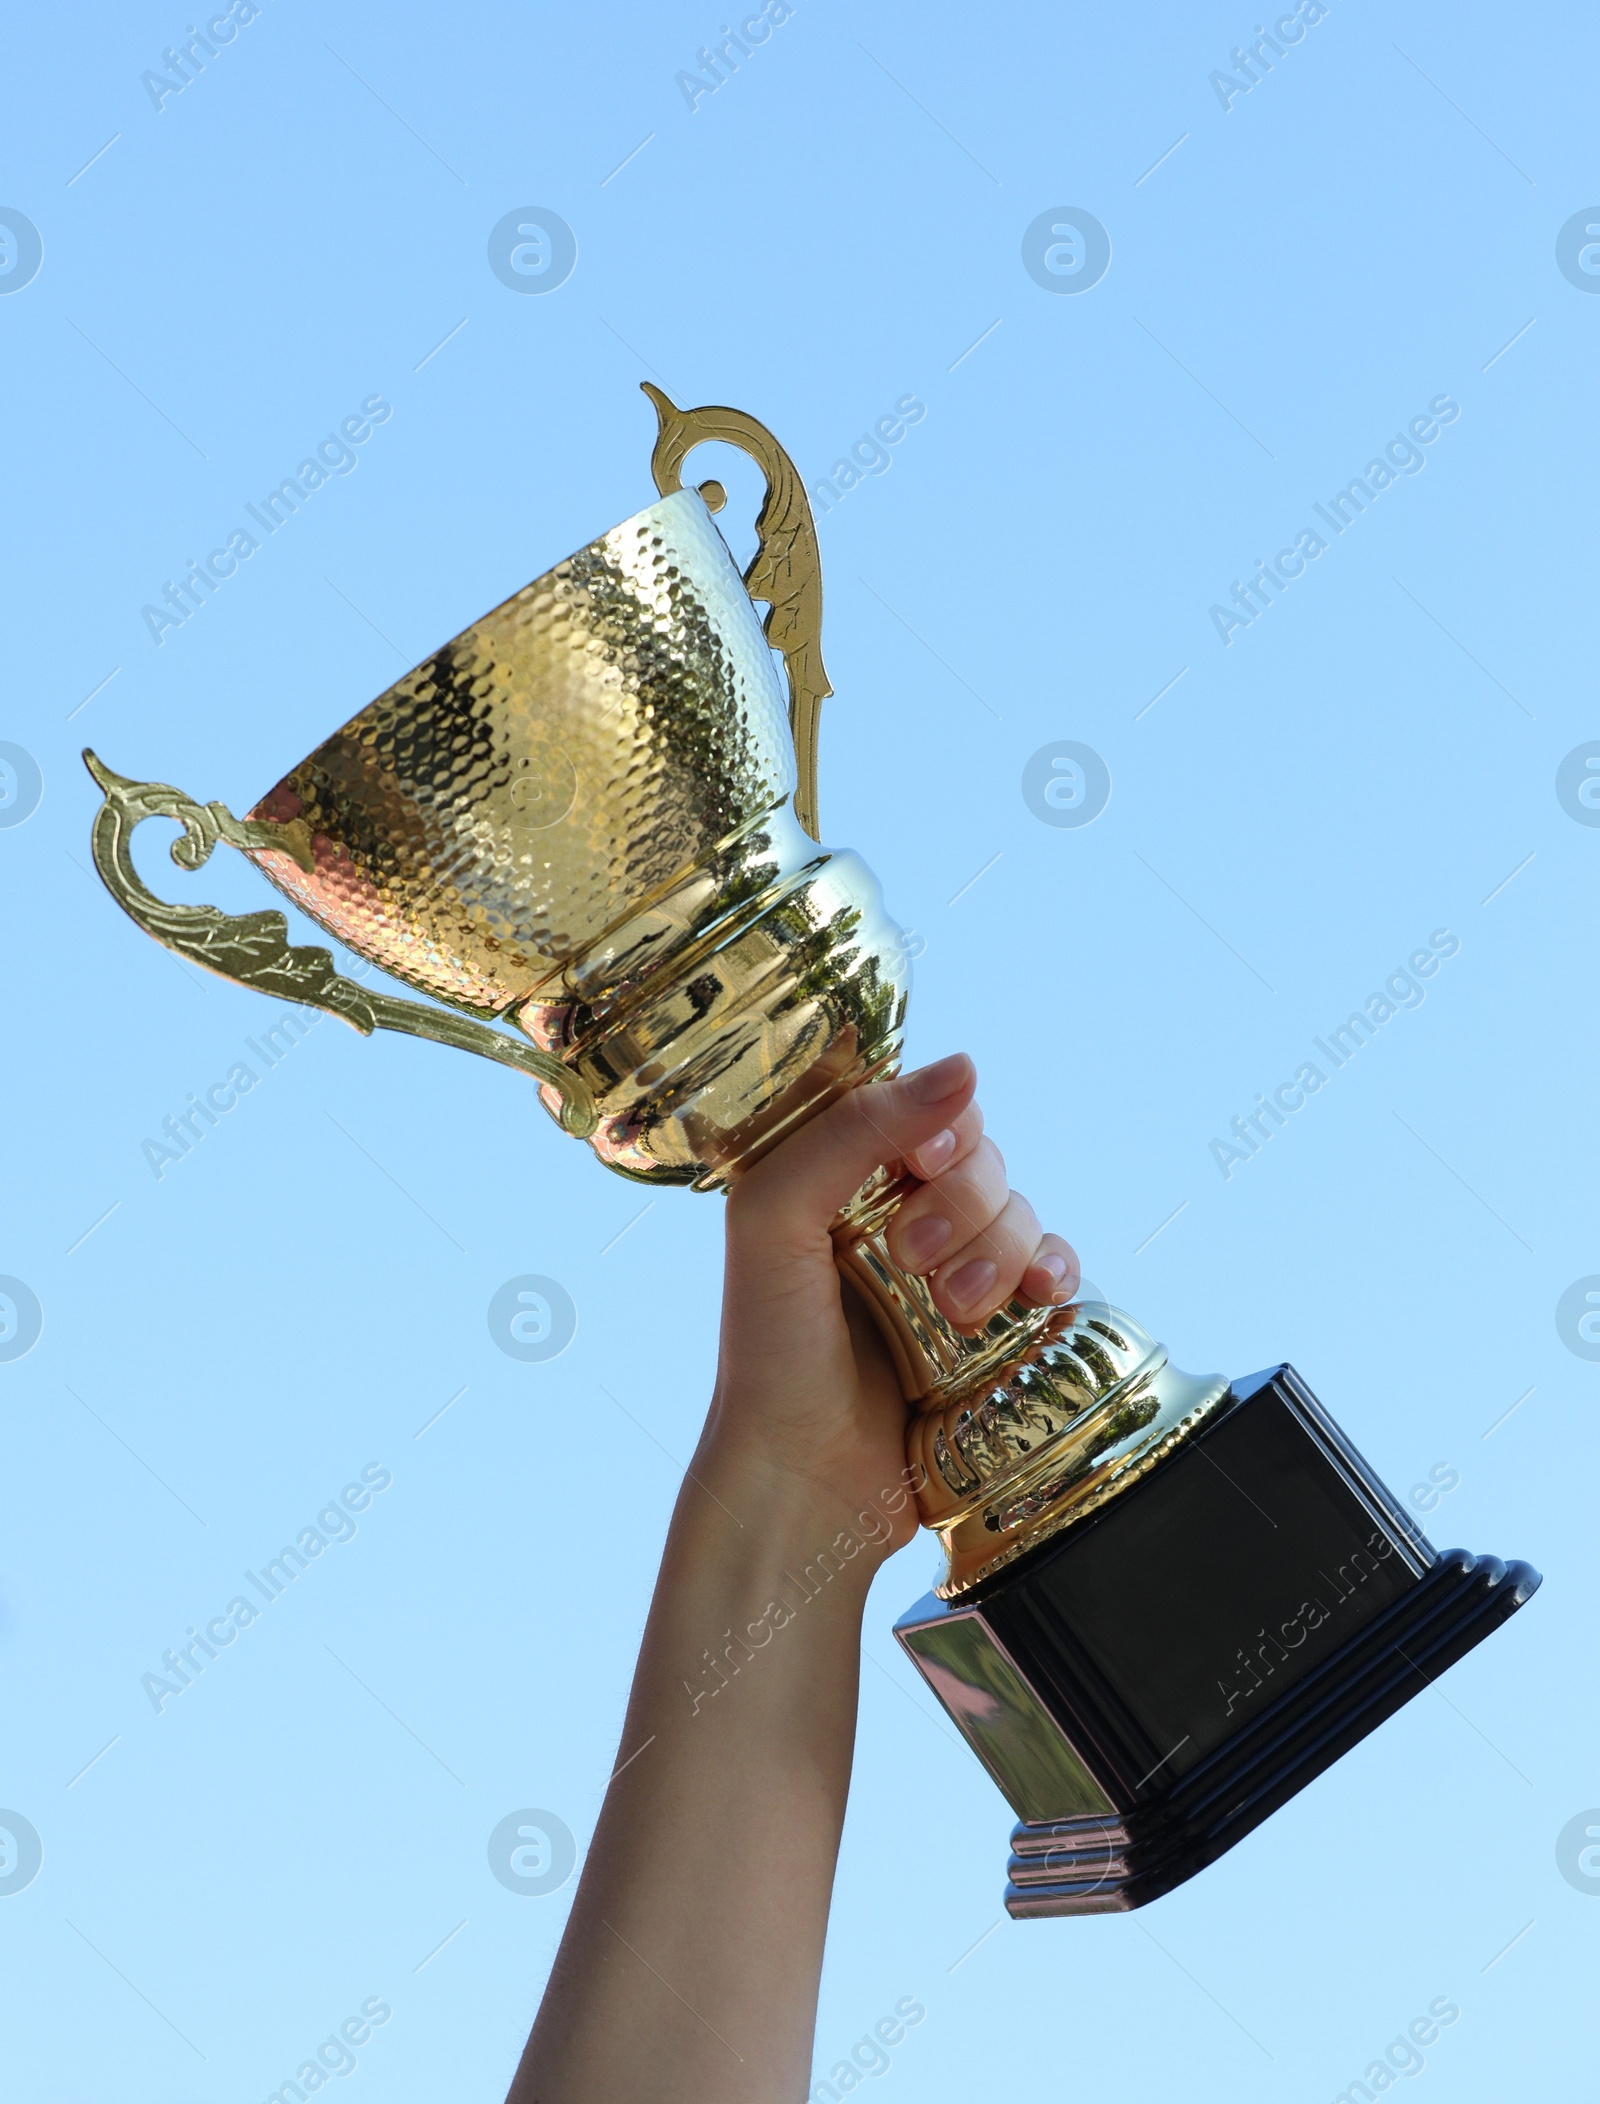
[509, 1437, 876, 2104]
[506, 1055, 1069, 2099]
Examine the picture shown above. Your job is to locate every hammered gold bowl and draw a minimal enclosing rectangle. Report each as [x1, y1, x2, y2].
[245, 486, 908, 1186]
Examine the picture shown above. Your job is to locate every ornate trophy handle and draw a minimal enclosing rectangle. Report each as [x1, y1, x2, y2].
[81, 749, 597, 1137]
[642, 383, 832, 842]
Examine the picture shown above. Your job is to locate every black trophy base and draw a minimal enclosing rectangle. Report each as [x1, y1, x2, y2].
[894, 1364, 1539, 1917]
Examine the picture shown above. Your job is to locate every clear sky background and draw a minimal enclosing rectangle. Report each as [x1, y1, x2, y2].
[2, 1, 1597, 2098]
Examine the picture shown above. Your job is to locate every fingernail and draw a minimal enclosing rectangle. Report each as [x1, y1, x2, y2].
[900, 1214, 953, 1267]
[910, 1127, 956, 1177]
[909, 1053, 971, 1105]
[945, 1257, 996, 1310]
[1036, 1252, 1067, 1287]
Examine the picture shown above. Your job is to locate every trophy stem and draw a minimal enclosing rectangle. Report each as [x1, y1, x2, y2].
[830, 1164, 1066, 1405]
[830, 1164, 1231, 1598]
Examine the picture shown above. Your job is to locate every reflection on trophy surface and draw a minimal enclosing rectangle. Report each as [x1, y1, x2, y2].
[86, 385, 1538, 1915]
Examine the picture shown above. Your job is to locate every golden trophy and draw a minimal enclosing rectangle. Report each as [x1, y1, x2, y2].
[86, 389, 1537, 1912]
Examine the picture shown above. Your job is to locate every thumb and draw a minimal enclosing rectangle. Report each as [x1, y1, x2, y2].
[731, 1054, 977, 1247]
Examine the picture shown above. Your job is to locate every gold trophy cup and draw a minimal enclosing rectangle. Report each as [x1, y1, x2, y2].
[87, 391, 1535, 1913]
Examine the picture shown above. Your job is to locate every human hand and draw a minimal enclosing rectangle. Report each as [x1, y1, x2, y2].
[701, 1053, 1079, 1571]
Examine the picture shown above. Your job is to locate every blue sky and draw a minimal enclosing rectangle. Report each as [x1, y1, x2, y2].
[2, 1, 1597, 2098]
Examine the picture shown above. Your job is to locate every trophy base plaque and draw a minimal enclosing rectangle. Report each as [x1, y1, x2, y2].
[895, 1364, 1539, 1916]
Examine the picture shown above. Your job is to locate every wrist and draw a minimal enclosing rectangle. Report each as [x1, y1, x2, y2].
[688, 1426, 901, 1600]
